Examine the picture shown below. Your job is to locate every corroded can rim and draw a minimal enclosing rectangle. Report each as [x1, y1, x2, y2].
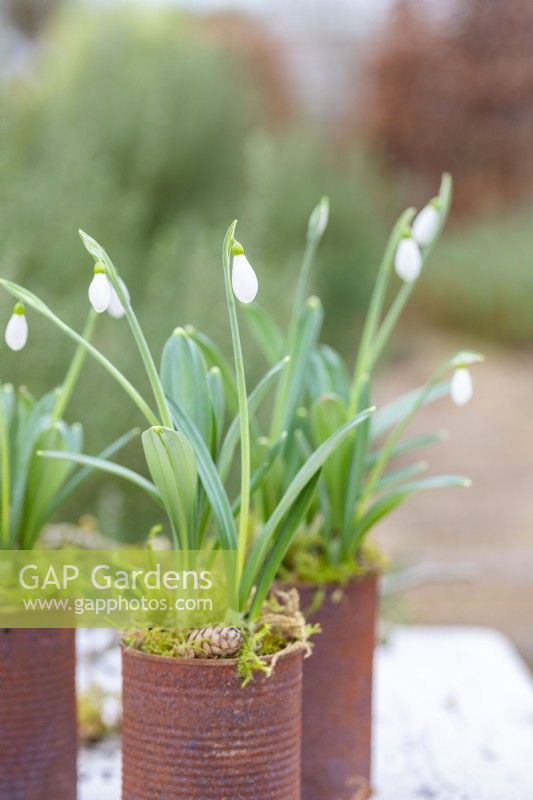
[121, 640, 305, 669]
[281, 571, 379, 592]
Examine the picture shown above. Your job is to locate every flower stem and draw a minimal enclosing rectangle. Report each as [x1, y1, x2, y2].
[348, 207, 415, 418]
[51, 310, 97, 423]
[100, 256, 173, 429]
[222, 222, 250, 594]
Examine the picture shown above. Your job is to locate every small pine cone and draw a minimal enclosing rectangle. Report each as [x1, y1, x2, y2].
[184, 626, 243, 659]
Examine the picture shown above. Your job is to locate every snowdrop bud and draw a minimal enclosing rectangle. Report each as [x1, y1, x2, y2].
[412, 202, 440, 247]
[88, 262, 111, 313]
[231, 245, 258, 304]
[107, 278, 129, 319]
[308, 196, 329, 239]
[394, 236, 422, 283]
[5, 302, 28, 351]
[451, 367, 473, 406]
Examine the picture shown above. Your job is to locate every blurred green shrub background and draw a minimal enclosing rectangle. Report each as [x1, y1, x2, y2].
[1, 0, 532, 539]
[0, 5, 391, 535]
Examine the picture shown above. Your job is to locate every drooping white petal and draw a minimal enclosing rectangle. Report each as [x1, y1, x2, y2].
[232, 253, 258, 304]
[394, 237, 422, 283]
[107, 278, 129, 319]
[5, 313, 28, 351]
[88, 272, 111, 313]
[451, 367, 473, 406]
[412, 205, 440, 247]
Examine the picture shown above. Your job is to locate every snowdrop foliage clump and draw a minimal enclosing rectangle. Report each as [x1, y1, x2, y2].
[239, 173, 483, 580]
[0, 222, 366, 623]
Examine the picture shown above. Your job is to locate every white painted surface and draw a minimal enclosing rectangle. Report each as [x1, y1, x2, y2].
[78, 626, 533, 800]
[374, 627, 533, 800]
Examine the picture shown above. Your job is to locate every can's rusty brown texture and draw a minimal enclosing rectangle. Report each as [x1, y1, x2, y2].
[0, 628, 77, 800]
[298, 575, 377, 800]
[122, 645, 303, 800]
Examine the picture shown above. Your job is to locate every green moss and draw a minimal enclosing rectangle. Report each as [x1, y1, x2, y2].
[237, 626, 272, 687]
[123, 627, 189, 657]
[122, 590, 319, 686]
[280, 534, 387, 586]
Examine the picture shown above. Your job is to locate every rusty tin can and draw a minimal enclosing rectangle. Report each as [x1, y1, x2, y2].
[122, 644, 303, 800]
[298, 574, 377, 800]
[0, 628, 77, 800]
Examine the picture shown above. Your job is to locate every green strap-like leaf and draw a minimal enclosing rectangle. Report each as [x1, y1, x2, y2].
[218, 356, 289, 481]
[49, 428, 140, 513]
[208, 367, 225, 456]
[310, 394, 350, 531]
[232, 433, 287, 516]
[308, 344, 350, 404]
[374, 461, 428, 491]
[247, 471, 321, 619]
[184, 325, 238, 413]
[39, 450, 162, 507]
[270, 296, 324, 439]
[160, 328, 213, 451]
[21, 423, 78, 548]
[142, 427, 197, 549]
[340, 377, 372, 556]
[366, 431, 447, 466]
[371, 382, 450, 439]
[243, 302, 284, 365]
[240, 407, 374, 606]
[166, 395, 237, 551]
[349, 473, 470, 557]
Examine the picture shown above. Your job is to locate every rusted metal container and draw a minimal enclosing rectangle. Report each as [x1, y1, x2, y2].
[0, 628, 77, 800]
[122, 645, 303, 800]
[298, 575, 377, 800]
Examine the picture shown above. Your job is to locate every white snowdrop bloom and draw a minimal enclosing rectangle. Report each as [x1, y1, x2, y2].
[107, 278, 129, 319]
[232, 253, 258, 304]
[394, 236, 422, 283]
[451, 367, 473, 406]
[412, 203, 440, 247]
[5, 303, 28, 351]
[88, 263, 111, 313]
[308, 197, 329, 239]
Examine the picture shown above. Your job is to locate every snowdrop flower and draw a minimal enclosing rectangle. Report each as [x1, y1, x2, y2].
[5, 302, 28, 351]
[231, 242, 258, 304]
[412, 201, 441, 247]
[394, 235, 422, 282]
[451, 367, 473, 406]
[107, 278, 129, 319]
[308, 196, 329, 239]
[88, 262, 111, 313]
